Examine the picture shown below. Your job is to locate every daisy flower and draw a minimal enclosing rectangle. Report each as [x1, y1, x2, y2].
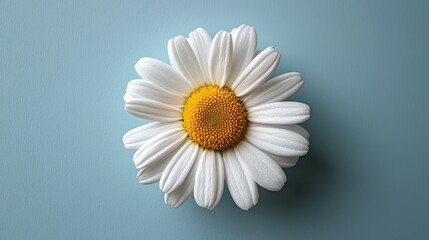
[123, 24, 310, 210]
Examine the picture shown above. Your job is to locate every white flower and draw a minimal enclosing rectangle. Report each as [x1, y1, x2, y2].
[123, 24, 310, 210]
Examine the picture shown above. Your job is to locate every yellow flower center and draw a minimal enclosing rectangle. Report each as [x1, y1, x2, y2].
[182, 85, 247, 151]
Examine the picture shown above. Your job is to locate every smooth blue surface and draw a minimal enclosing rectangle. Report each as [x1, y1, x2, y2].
[1, 0, 429, 239]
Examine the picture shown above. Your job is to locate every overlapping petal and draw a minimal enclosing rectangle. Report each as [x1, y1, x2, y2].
[228, 24, 257, 87]
[164, 172, 194, 208]
[135, 57, 193, 96]
[246, 123, 309, 157]
[208, 31, 233, 87]
[125, 99, 182, 122]
[137, 147, 179, 184]
[160, 141, 200, 193]
[264, 152, 299, 168]
[188, 28, 212, 83]
[168, 36, 205, 87]
[231, 47, 280, 97]
[164, 149, 201, 208]
[234, 141, 286, 191]
[123, 79, 184, 107]
[133, 128, 187, 169]
[123, 122, 181, 150]
[223, 149, 259, 210]
[242, 72, 303, 108]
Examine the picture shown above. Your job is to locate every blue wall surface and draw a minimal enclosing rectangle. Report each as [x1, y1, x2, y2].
[1, 0, 429, 239]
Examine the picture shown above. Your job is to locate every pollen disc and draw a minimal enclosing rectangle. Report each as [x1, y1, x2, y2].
[182, 85, 247, 151]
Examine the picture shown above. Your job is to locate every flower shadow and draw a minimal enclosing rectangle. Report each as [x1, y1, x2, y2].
[185, 145, 337, 216]
[257, 146, 336, 212]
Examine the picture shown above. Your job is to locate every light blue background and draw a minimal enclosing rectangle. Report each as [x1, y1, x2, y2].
[1, 0, 429, 239]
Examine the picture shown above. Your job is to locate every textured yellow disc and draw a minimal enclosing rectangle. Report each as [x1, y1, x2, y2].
[182, 85, 247, 151]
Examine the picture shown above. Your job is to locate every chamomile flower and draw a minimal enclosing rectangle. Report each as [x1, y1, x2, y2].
[123, 24, 309, 210]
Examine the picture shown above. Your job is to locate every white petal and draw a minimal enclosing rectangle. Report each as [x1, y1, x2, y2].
[135, 58, 192, 96]
[223, 149, 258, 210]
[124, 99, 182, 122]
[234, 141, 286, 191]
[160, 141, 199, 193]
[264, 152, 299, 168]
[255, 124, 309, 167]
[249, 123, 310, 140]
[124, 79, 183, 107]
[208, 31, 233, 87]
[136, 163, 164, 184]
[228, 25, 257, 87]
[194, 150, 225, 210]
[164, 169, 194, 208]
[133, 128, 187, 169]
[246, 123, 309, 157]
[231, 47, 280, 97]
[247, 101, 310, 125]
[242, 72, 303, 108]
[168, 36, 205, 87]
[188, 28, 212, 84]
[164, 146, 202, 208]
[254, 123, 310, 139]
[123, 122, 180, 150]
[137, 145, 179, 184]
[164, 178, 193, 208]
[280, 124, 310, 139]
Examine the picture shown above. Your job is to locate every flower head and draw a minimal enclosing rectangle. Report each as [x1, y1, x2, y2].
[123, 24, 310, 210]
